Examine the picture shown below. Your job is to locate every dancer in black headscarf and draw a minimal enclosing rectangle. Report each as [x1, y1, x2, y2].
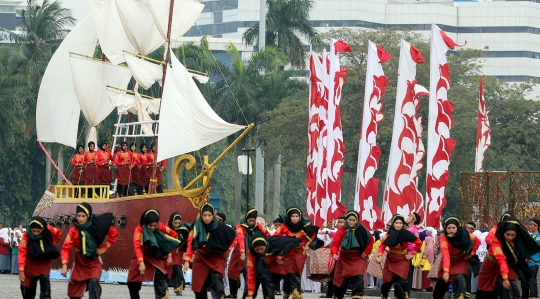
[127, 209, 180, 299]
[476, 211, 540, 299]
[274, 207, 323, 299]
[18, 216, 62, 299]
[167, 212, 192, 296]
[184, 204, 236, 299]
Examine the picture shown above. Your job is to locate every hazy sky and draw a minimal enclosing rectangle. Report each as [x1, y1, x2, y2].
[58, 0, 90, 24]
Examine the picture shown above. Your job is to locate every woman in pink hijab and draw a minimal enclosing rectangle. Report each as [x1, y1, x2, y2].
[422, 230, 436, 291]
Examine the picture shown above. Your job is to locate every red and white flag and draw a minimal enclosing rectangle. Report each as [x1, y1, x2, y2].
[382, 40, 427, 225]
[425, 24, 462, 228]
[307, 40, 349, 226]
[354, 41, 391, 230]
[475, 76, 491, 172]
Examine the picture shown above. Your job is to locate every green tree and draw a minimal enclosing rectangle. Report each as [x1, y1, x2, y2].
[260, 27, 537, 218]
[242, 0, 317, 69]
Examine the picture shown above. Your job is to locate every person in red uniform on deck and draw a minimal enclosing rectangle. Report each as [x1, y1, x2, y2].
[94, 141, 113, 197]
[432, 217, 480, 299]
[146, 142, 166, 193]
[127, 209, 180, 299]
[476, 211, 540, 299]
[129, 143, 142, 195]
[18, 216, 62, 299]
[376, 214, 421, 299]
[139, 143, 150, 194]
[274, 207, 322, 299]
[167, 212, 192, 296]
[61, 202, 118, 299]
[83, 141, 97, 197]
[231, 209, 270, 299]
[70, 145, 85, 197]
[329, 210, 374, 299]
[245, 231, 301, 299]
[114, 141, 132, 197]
[183, 204, 237, 299]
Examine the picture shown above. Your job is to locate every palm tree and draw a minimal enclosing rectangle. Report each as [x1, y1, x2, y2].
[242, 0, 317, 69]
[213, 43, 289, 219]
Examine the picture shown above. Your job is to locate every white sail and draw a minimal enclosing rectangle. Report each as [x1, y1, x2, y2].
[70, 56, 132, 143]
[144, 0, 204, 40]
[191, 73, 209, 84]
[123, 53, 163, 89]
[85, 0, 135, 65]
[115, 0, 165, 56]
[36, 17, 98, 148]
[107, 89, 136, 115]
[157, 49, 245, 162]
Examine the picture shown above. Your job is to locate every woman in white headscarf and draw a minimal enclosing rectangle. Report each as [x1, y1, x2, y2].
[11, 229, 21, 274]
[0, 228, 11, 273]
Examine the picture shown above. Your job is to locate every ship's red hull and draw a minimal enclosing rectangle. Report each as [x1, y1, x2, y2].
[33, 187, 202, 270]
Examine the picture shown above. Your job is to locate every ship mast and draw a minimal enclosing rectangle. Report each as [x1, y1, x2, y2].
[148, 0, 175, 194]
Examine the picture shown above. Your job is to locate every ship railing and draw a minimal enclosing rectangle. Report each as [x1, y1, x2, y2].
[55, 185, 111, 200]
[112, 120, 159, 139]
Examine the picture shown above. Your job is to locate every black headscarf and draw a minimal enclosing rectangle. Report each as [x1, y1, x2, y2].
[168, 212, 182, 229]
[193, 204, 236, 252]
[341, 211, 370, 252]
[443, 217, 472, 252]
[74, 202, 114, 258]
[373, 230, 381, 242]
[168, 212, 191, 249]
[411, 212, 422, 225]
[216, 212, 226, 222]
[240, 208, 261, 252]
[140, 209, 180, 258]
[249, 231, 302, 279]
[280, 207, 323, 250]
[495, 212, 540, 282]
[26, 216, 60, 260]
[273, 216, 283, 224]
[76, 144, 84, 153]
[383, 214, 418, 247]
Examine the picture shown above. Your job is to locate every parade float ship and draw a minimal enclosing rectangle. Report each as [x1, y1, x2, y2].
[33, 0, 250, 270]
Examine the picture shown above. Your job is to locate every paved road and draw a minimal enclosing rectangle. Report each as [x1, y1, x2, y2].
[0, 274, 389, 299]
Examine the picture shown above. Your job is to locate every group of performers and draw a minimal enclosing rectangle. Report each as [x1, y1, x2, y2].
[70, 141, 166, 197]
[15, 203, 540, 299]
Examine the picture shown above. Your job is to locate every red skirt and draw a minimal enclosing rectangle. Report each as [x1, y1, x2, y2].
[266, 258, 286, 280]
[84, 165, 97, 184]
[171, 249, 184, 266]
[283, 247, 308, 276]
[334, 251, 367, 287]
[21, 257, 52, 288]
[68, 253, 103, 297]
[96, 165, 112, 185]
[70, 166, 85, 185]
[128, 254, 170, 283]
[140, 166, 151, 186]
[477, 256, 517, 292]
[383, 252, 409, 282]
[191, 251, 227, 293]
[114, 165, 131, 186]
[437, 256, 469, 283]
[130, 167, 141, 185]
[227, 243, 245, 280]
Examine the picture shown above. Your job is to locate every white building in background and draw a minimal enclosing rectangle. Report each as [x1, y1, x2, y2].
[180, 0, 540, 99]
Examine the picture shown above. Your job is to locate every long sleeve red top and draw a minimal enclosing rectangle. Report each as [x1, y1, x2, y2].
[330, 226, 374, 256]
[235, 223, 270, 254]
[273, 224, 314, 247]
[484, 228, 512, 281]
[131, 152, 141, 167]
[61, 225, 119, 265]
[114, 150, 132, 166]
[377, 234, 422, 256]
[94, 149, 112, 167]
[83, 151, 96, 166]
[71, 154, 85, 167]
[133, 222, 177, 264]
[18, 225, 62, 272]
[440, 233, 480, 274]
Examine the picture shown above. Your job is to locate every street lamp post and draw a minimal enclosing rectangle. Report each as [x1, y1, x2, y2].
[243, 148, 256, 212]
